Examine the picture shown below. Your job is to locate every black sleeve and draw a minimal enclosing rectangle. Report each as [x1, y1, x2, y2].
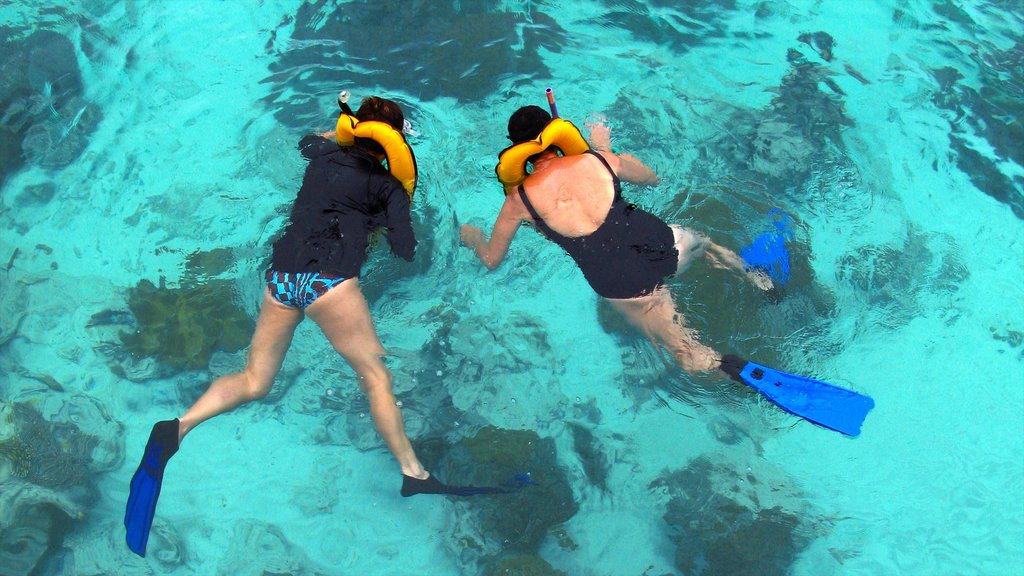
[383, 183, 417, 261]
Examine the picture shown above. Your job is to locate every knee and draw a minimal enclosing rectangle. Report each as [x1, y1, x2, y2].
[358, 365, 393, 396]
[686, 229, 711, 255]
[241, 370, 273, 401]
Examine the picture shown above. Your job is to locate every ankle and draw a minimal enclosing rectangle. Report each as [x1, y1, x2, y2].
[175, 418, 188, 443]
[402, 468, 429, 480]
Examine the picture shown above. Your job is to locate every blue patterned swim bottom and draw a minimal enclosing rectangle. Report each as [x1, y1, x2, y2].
[264, 270, 347, 310]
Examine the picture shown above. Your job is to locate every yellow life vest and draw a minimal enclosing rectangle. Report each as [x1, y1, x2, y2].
[335, 114, 417, 199]
[494, 118, 591, 188]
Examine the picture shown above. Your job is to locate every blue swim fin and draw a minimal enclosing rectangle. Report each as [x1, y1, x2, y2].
[125, 419, 179, 557]
[740, 209, 795, 286]
[721, 355, 874, 436]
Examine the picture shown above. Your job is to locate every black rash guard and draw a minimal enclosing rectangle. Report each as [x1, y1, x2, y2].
[517, 150, 678, 299]
[270, 135, 416, 277]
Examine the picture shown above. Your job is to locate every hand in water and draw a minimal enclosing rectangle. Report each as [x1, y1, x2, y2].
[585, 116, 612, 152]
[460, 224, 484, 249]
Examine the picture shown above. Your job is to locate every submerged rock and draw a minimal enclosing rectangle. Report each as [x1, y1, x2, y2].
[119, 278, 254, 371]
[652, 455, 827, 576]
[263, 1, 566, 127]
[836, 228, 969, 329]
[481, 553, 568, 576]
[927, 35, 1024, 219]
[436, 426, 577, 569]
[567, 422, 610, 493]
[181, 247, 237, 286]
[419, 308, 569, 431]
[588, 0, 738, 51]
[0, 273, 28, 346]
[0, 402, 96, 489]
[0, 397, 118, 576]
[0, 500, 74, 576]
[37, 392, 126, 474]
[146, 520, 190, 572]
[0, 27, 101, 184]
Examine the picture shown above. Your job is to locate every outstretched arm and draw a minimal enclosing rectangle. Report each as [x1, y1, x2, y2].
[609, 153, 660, 185]
[460, 194, 525, 270]
[587, 120, 660, 185]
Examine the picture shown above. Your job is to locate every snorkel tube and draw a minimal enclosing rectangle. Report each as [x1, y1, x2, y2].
[545, 87, 559, 118]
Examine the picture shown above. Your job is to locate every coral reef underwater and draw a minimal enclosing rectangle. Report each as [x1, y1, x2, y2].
[0, 397, 124, 576]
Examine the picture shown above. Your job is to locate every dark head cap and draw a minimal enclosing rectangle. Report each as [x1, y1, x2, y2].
[507, 105, 551, 143]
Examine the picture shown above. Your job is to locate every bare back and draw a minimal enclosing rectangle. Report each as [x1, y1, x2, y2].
[520, 153, 615, 237]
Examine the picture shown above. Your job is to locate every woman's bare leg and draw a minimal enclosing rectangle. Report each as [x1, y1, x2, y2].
[705, 240, 774, 290]
[177, 289, 303, 442]
[668, 224, 772, 290]
[669, 225, 710, 276]
[604, 228, 775, 377]
[607, 287, 720, 374]
[304, 278, 427, 479]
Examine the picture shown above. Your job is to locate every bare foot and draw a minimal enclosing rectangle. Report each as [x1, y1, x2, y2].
[402, 468, 429, 480]
[747, 268, 774, 291]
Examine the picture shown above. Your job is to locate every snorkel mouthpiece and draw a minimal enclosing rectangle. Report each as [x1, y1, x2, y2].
[337, 90, 354, 115]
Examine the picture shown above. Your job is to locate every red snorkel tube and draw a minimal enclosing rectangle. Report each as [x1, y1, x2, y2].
[545, 87, 559, 118]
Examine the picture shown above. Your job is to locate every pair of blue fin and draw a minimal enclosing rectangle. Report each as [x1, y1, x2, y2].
[735, 212, 874, 435]
[126, 418, 531, 557]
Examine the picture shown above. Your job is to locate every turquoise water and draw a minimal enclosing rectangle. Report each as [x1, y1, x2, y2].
[1, 0, 1022, 574]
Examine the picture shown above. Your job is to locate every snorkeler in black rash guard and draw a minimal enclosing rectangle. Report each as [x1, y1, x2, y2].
[124, 96, 467, 558]
[269, 134, 416, 277]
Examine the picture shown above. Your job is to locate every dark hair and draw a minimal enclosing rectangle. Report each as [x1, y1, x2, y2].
[355, 96, 405, 154]
[507, 105, 551, 143]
